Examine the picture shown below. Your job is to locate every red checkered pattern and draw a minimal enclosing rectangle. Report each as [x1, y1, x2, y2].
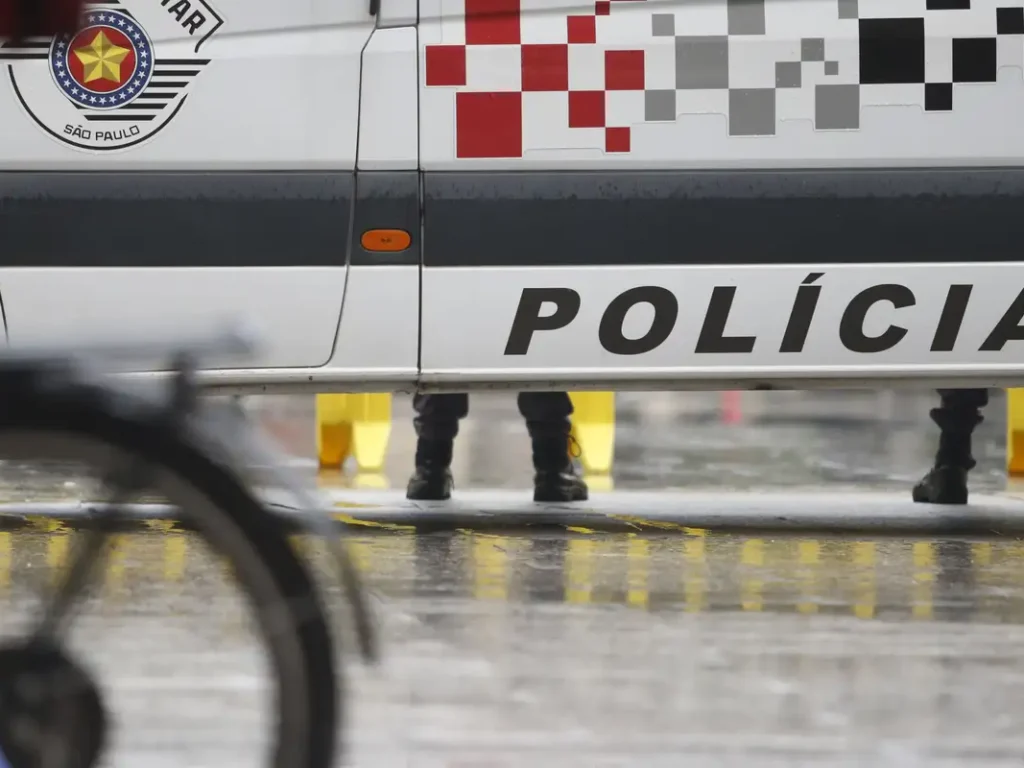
[424, 0, 648, 159]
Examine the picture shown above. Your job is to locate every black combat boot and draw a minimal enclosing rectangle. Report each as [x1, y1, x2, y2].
[406, 438, 455, 501]
[912, 405, 983, 505]
[530, 429, 588, 503]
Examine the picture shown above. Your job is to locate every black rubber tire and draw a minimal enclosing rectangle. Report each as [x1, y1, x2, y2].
[0, 380, 339, 768]
[0, 640, 107, 768]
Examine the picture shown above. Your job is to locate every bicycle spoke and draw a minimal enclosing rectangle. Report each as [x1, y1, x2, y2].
[30, 525, 113, 642]
[30, 467, 143, 642]
[31, 356, 200, 642]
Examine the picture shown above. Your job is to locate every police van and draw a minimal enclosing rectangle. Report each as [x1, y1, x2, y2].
[0, 0, 1021, 394]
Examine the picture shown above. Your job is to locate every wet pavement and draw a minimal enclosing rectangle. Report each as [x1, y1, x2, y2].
[1, 390, 1023, 766]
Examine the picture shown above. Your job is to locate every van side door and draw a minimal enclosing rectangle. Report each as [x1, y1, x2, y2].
[327, 0, 421, 388]
[0, 0, 375, 371]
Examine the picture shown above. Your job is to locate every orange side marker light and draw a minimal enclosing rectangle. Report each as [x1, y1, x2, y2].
[361, 229, 411, 252]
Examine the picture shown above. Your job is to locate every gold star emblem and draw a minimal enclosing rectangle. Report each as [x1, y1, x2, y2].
[73, 30, 131, 85]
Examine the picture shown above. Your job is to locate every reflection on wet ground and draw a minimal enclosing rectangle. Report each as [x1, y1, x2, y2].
[4, 528, 1024, 766]
[0, 390, 1020, 766]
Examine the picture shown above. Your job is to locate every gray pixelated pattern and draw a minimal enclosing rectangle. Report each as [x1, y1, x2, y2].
[644, 0, 1024, 137]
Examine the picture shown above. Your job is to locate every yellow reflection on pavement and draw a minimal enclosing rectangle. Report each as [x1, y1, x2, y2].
[164, 534, 187, 582]
[683, 533, 707, 614]
[0, 532, 9, 591]
[0, 525, 1016, 623]
[796, 540, 820, 614]
[471, 533, 509, 601]
[46, 530, 69, 586]
[565, 537, 594, 604]
[626, 534, 649, 609]
[740, 538, 764, 612]
[852, 541, 877, 620]
[105, 534, 128, 593]
[912, 541, 935, 620]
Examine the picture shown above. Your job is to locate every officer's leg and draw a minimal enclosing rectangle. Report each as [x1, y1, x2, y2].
[913, 388, 989, 505]
[517, 391, 588, 503]
[406, 393, 469, 501]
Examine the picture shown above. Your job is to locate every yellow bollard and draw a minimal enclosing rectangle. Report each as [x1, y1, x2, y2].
[316, 394, 352, 469]
[584, 473, 614, 492]
[351, 472, 390, 490]
[316, 393, 392, 473]
[569, 391, 615, 476]
[1009, 389, 1024, 477]
[347, 393, 392, 473]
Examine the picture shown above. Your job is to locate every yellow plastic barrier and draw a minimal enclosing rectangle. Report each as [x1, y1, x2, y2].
[1008, 389, 1024, 477]
[316, 393, 392, 473]
[569, 392, 615, 485]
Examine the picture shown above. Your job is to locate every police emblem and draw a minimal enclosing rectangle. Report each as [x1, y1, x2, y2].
[1, 0, 223, 151]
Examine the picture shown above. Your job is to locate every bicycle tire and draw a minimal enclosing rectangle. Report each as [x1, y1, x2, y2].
[0, 378, 339, 768]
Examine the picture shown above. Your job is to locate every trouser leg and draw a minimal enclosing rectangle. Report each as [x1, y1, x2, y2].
[412, 393, 468, 442]
[517, 391, 573, 437]
[912, 388, 988, 505]
[406, 393, 468, 500]
[934, 388, 988, 467]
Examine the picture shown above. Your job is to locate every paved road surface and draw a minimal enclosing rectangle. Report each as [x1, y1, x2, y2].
[0, 391, 1019, 767]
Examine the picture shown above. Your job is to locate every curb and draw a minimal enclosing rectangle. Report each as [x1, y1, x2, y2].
[1, 491, 1023, 537]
